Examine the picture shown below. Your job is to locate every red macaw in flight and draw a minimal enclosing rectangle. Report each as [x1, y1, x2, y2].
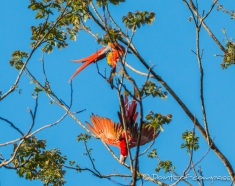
[68, 42, 125, 83]
[86, 97, 159, 163]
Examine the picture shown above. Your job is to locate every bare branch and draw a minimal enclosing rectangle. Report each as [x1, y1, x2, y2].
[106, 5, 122, 31]
[84, 140, 101, 176]
[0, 139, 25, 167]
[191, 161, 203, 186]
[203, 0, 218, 20]
[138, 139, 155, 157]
[26, 95, 39, 135]
[64, 165, 132, 178]
[0, 117, 24, 136]
[183, 0, 226, 52]
[23, 67, 97, 138]
[90, 2, 105, 26]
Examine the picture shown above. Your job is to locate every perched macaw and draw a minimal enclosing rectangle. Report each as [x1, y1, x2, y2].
[86, 97, 159, 163]
[68, 42, 125, 83]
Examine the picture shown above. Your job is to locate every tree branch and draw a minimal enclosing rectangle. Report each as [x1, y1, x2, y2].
[0, 117, 24, 136]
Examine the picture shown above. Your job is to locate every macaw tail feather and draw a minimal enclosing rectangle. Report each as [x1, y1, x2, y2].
[68, 47, 110, 82]
[68, 60, 94, 83]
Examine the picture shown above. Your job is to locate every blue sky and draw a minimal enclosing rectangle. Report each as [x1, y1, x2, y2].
[0, 0, 235, 185]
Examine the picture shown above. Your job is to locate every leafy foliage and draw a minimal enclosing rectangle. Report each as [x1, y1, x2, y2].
[98, 29, 123, 45]
[12, 136, 67, 186]
[147, 148, 157, 159]
[221, 41, 235, 69]
[155, 160, 175, 173]
[145, 111, 172, 131]
[34, 86, 43, 93]
[28, 0, 91, 54]
[122, 11, 155, 30]
[181, 130, 199, 152]
[96, 0, 125, 6]
[147, 149, 175, 173]
[77, 133, 91, 142]
[140, 81, 168, 99]
[9, 51, 29, 70]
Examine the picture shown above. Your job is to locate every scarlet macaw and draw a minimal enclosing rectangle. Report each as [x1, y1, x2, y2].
[69, 42, 125, 83]
[86, 97, 159, 163]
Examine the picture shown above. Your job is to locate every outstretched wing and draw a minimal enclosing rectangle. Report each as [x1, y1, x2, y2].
[86, 114, 123, 147]
[129, 125, 160, 148]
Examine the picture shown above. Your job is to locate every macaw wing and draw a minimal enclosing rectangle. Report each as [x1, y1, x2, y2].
[129, 125, 160, 148]
[86, 114, 123, 147]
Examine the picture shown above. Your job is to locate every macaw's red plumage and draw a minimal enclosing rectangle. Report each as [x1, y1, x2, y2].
[69, 42, 125, 83]
[106, 43, 125, 68]
[86, 98, 159, 163]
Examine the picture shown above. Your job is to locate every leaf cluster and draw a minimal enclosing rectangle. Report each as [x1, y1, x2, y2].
[140, 81, 168, 100]
[147, 148, 157, 159]
[147, 149, 175, 173]
[68, 161, 81, 172]
[12, 136, 67, 186]
[28, 0, 91, 54]
[155, 160, 175, 173]
[122, 11, 155, 30]
[96, 0, 125, 6]
[77, 133, 91, 142]
[9, 51, 29, 70]
[98, 29, 122, 45]
[145, 111, 172, 131]
[221, 42, 235, 69]
[181, 130, 199, 152]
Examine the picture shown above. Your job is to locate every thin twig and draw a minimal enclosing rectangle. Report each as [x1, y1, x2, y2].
[90, 2, 105, 26]
[203, 0, 218, 20]
[64, 165, 132, 178]
[26, 95, 39, 135]
[0, 117, 24, 136]
[191, 160, 203, 186]
[138, 139, 155, 157]
[23, 68, 97, 138]
[195, 24, 211, 146]
[84, 140, 101, 176]
[183, 0, 226, 52]
[106, 5, 122, 31]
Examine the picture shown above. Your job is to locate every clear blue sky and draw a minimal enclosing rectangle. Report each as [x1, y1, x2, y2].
[0, 0, 235, 186]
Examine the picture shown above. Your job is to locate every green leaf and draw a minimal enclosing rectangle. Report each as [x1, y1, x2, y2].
[122, 11, 155, 30]
[181, 130, 200, 152]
